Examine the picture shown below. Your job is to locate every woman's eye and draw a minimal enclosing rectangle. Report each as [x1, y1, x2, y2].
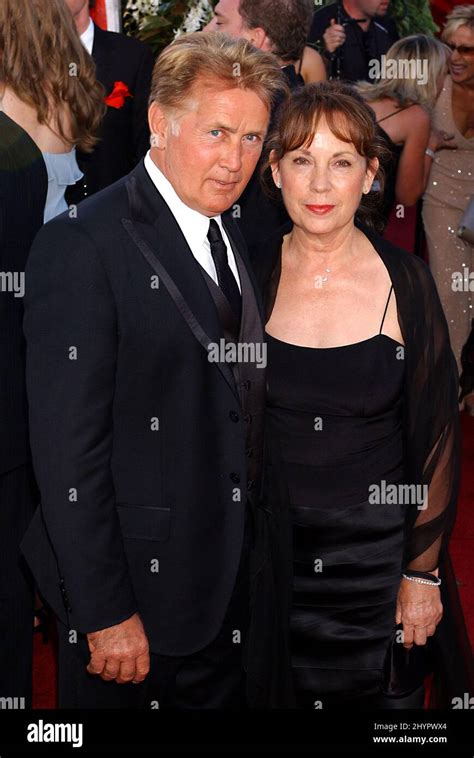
[334, 159, 351, 167]
[294, 156, 309, 165]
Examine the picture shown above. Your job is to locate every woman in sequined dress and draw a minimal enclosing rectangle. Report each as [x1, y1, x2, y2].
[422, 6, 474, 398]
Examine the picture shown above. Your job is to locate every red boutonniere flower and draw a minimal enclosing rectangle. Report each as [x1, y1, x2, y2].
[104, 81, 133, 109]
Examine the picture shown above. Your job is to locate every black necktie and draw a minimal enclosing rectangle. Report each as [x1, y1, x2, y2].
[207, 219, 241, 320]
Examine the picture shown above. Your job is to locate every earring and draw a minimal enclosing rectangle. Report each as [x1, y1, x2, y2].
[276, 181, 281, 189]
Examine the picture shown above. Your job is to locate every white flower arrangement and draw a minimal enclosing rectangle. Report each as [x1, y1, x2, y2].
[124, 0, 162, 26]
[176, 0, 214, 36]
[124, 0, 213, 41]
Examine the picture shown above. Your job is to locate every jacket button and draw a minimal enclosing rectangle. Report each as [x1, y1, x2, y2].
[230, 472, 240, 484]
[244, 413, 252, 424]
[229, 410, 240, 422]
[59, 579, 72, 611]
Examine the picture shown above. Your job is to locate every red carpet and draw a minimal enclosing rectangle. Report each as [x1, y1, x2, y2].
[31, 411, 474, 710]
[451, 413, 474, 649]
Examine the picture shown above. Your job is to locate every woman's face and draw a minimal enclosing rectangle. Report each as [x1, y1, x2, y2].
[446, 25, 474, 86]
[271, 117, 378, 236]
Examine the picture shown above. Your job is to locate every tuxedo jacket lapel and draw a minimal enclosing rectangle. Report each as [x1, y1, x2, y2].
[122, 162, 241, 401]
[91, 24, 109, 84]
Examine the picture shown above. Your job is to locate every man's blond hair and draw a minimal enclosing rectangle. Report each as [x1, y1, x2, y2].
[149, 31, 288, 116]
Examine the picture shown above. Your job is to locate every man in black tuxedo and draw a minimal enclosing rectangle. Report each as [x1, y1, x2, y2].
[66, 0, 155, 201]
[21, 32, 285, 709]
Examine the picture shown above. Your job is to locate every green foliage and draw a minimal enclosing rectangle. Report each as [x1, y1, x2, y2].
[389, 0, 438, 37]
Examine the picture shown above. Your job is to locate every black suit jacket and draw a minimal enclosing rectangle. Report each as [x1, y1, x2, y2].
[68, 24, 155, 203]
[21, 160, 266, 656]
[0, 114, 47, 475]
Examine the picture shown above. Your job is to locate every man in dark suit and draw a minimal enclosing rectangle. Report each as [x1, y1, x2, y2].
[308, 0, 399, 82]
[66, 0, 155, 201]
[21, 32, 286, 709]
[0, 114, 47, 706]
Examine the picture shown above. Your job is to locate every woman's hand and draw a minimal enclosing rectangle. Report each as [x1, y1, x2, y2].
[395, 578, 443, 648]
[428, 127, 457, 152]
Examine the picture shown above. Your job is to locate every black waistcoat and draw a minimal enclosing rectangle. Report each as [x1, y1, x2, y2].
[199, 245, 266, 513]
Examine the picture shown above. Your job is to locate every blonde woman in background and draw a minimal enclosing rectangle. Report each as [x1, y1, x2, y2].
[355, 34, 453, 230]
[0, 0, 105, 222]
[422, 6, 474, 408]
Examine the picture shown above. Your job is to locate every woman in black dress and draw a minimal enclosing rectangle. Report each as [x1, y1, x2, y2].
[243, 81, 465, 710]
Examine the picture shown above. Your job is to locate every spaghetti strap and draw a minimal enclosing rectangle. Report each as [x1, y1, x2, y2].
[297, 50, 304, 76]
[379, 285, 393, 334]
[376, 104, 415, 125]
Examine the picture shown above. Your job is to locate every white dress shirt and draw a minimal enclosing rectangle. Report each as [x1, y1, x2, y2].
[144, 151, 241, 292]
[79, 17, 95, 55]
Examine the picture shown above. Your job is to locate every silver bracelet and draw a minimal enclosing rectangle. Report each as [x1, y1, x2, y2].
[425, 148, 436, 159]
[402, 573, 441, 586]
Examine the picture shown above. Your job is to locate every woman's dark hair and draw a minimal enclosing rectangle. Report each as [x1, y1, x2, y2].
[262, 80, 391, 232]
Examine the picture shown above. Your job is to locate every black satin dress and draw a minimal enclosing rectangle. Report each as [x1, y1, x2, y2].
[265, 287, 408, 708]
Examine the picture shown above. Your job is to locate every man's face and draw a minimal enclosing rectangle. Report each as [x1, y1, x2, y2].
[65, 0, 89, 17]
[203, 0, 248, 38]
[359, 0, 389, 18]
[149, 79, 270, 216]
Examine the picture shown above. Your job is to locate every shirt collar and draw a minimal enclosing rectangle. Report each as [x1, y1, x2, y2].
[80, 17, 95, 55]
[144, 151, 224, 250]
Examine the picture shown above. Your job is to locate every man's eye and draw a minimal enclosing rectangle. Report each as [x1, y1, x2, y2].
[210, 130, 222, 137]
[245, 134, 261, 143]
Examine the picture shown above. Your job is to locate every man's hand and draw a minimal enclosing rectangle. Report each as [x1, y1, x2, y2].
[395, 579, 443, 649]
[86, 612, 150, 684]
[323, 18, 346, 54]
